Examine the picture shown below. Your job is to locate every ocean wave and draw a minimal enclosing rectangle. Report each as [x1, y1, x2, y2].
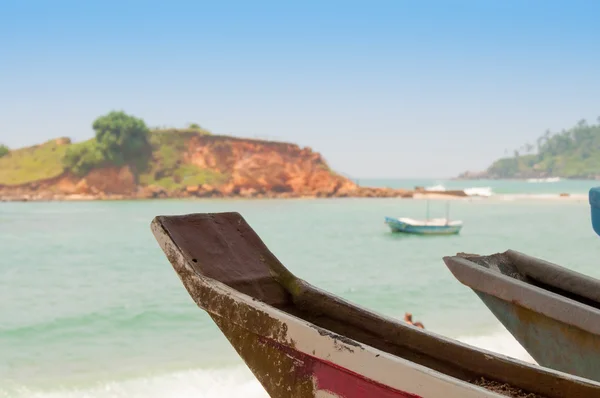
[456, 329, 535, 364]
[424, 184, 446, 191]
[526, 177, 561, 183]
[0, 367, 268, 398]
[497, 193, 586, 201]
[463, 187, 493, 197]
[0, 307, 195, 339]
[0, 329, 537, 398]
[424, 185, 494, 197]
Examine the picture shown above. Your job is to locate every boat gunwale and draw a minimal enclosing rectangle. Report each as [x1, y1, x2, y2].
[443, 251, 600, 337]
[506, 249, 600, 304]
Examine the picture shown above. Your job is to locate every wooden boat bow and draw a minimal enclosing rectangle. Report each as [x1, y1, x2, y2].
[152, 212, 600, 398]
[154, 212, 294, 306]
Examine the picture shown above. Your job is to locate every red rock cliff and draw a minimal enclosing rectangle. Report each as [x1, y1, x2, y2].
[0, 134, 416, 201]
[181, 135, 359, 197]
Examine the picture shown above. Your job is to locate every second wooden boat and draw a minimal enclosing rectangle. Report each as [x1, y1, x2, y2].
[151, 212, 599, 397]
[443, 249, 600, 383]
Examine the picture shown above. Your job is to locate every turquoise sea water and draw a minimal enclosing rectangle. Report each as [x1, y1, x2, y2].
[2, 179, 600, 397]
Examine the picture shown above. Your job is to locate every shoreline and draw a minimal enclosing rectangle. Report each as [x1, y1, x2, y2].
[0, 185, 460, 202]
[0, 191, 587, 203]
[453, 177, 600, 181]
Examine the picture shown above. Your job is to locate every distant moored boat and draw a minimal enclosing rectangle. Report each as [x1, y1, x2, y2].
[385, 217, 463, 235]
[385, 201, 463, 235]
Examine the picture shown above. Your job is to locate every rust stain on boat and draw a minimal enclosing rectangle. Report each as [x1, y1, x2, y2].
[211, 314, 316, 397]
[173, 249, 292, 344]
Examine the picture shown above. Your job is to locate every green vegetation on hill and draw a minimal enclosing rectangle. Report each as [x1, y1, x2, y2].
[0, 144, 9, 158]
[482, 118, 600, 179]
[63, 111, 151, 176]
[138, 128, 227, 190]
[0, 139, 74, 185]
[0, 111, 226, 188]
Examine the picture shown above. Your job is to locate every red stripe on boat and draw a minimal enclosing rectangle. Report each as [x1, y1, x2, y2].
[314, 359, 421, 397]
[258, 336, 421, 397]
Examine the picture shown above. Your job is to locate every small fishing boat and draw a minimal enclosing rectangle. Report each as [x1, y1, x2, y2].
[384, 217, 463, 235]
[443, 250, 600, 383]
[151, 212, 600, 398]
[385, 202, 463, 235]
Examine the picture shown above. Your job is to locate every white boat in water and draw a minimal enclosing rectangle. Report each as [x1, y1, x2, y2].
[385, 217, 463, 235]
[385, 202, 463, 235]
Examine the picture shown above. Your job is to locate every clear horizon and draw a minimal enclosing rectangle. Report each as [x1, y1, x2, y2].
[2, 0, 599, 178]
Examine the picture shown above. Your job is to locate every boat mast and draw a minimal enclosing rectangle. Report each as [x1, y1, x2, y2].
[426, 200, 430, 221]
[445, 201, 450, 225]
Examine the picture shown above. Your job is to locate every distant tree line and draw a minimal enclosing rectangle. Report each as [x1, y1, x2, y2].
[63, 111, 150, 176]
[0, 144, 9, 158]
[488, 117, 600, 178]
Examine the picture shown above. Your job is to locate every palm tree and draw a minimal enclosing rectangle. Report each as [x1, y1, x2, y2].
[525, 143, 534, 153]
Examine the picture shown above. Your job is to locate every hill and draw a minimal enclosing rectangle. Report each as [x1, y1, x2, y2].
[0, 111, 416, 201]
[457, 118, 600, 180]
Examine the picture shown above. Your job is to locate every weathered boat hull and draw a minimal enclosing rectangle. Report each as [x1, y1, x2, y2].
[152, 217, 485, 397]
[384, 217, 462, 235]
[152, 213, 600, 398]
[444, 250, 600, 383]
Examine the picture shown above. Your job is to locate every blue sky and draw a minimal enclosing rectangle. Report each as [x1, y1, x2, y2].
[1, 0, 599, 177]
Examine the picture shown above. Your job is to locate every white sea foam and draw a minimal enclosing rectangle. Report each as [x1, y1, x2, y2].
[1, 366, 268, 398]
[497, 193, 586, 201]
[456, 329, 536, 364]
[425, 184, 447, 191]
[527, 177, 561, 183]
[463, 187, 493, 197]
[1, 330, 539, 398]
[424, 184, 494, 197]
